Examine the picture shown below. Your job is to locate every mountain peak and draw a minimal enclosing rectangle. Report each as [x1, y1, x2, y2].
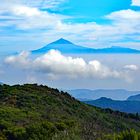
[50, 38, 73, 45]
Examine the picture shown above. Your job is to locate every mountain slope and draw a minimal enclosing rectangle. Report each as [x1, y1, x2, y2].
[94, 46, 140, 53]
[127, 94, 140, 101]
[84, 97, 140, 113]
[68, 89, 140, 100]
[1, 84, 140, 140]
[32, 38, 140, 54]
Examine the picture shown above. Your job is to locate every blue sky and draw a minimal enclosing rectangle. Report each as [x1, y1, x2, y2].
[57, 0, 131, 21]
[0, 0, 140, 52]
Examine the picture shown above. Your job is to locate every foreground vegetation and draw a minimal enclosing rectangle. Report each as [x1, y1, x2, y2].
[101, 130, 140, 140]
[0, 84, 140, 140]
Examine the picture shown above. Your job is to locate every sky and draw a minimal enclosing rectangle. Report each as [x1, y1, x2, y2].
[0, 0, 140, 91]
[0, 0, 140, 51]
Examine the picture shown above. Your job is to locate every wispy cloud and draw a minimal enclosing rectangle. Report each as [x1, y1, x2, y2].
[106, 9, 140, 21]
[0, 3, 68, 30]
[131, 0, 140, 6]
[0, 0, 66, 10]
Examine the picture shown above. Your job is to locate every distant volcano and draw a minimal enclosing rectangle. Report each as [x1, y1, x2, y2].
[32, 38, 140, 54]
[32, 38, 93, 54]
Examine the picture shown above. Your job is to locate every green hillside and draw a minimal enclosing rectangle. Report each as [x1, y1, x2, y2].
[0, 84, 140, 140]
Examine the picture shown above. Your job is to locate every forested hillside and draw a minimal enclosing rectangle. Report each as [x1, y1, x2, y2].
[84, 97, 140, 113]
[0, 84, 140, 140]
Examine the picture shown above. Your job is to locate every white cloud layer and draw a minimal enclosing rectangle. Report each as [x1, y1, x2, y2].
[5, 50, 137, 81]
[5, 51, 30, 68]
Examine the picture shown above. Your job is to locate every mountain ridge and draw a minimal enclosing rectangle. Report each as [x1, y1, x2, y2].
[32, 38, 140, 54]
[67, 89, 140, 101]
[127, 94, 140, 101]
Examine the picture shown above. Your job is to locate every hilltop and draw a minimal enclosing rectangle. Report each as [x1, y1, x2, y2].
[0, 84, 140, 140]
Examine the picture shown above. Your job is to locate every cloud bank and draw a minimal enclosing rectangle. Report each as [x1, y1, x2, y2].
[5, 50, 138, 81]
